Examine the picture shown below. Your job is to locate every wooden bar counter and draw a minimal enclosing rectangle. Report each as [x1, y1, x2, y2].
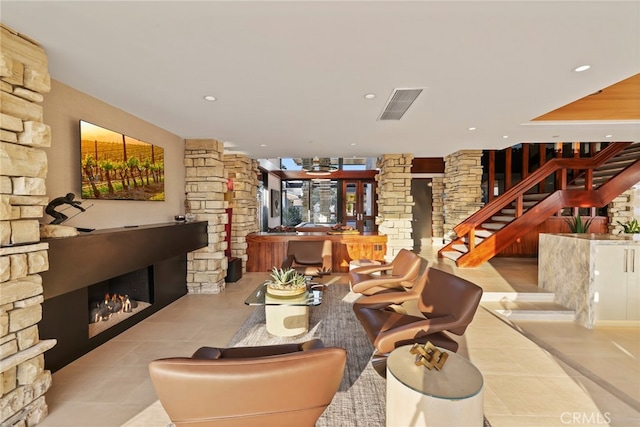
[246, 232, 387, 273]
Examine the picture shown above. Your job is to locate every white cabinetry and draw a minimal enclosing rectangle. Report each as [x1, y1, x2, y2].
[593, 244, 640, 322]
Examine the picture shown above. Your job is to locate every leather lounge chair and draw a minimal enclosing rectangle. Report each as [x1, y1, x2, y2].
[148, 339, 346, 427]
[353, 267, 483, 358]
[349, 248, 422, 295]
[281, 240, 332, 276]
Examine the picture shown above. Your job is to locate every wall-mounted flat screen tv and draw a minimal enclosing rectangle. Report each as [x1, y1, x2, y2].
[80, 120, 165, 201]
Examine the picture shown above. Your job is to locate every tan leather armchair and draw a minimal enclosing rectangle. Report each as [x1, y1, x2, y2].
[349, 248, 421, 295]
[353, 267, 483, 355]
[149, 339, 346, 427]
[281, 240, 332, 276]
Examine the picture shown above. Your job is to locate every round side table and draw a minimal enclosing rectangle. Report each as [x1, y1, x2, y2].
[386, 345, 484, 427]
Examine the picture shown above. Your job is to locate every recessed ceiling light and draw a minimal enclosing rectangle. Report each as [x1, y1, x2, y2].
[350, 143, 357, 146]
[502, 135, 509, 139]
[364, 93, 376, 100]
[203, 95, 217, 101]
[468, 127, 476, 131]
[260, 144, 267, 147]
[573, 65, 591, 72]
[605, 134, 613, 138]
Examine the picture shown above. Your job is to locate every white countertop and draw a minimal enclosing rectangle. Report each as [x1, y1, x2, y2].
[542, 233, 640, 243]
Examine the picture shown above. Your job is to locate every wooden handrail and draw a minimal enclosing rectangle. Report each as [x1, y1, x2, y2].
[454, 142, 631, 236]
[453, 159, 640, 267]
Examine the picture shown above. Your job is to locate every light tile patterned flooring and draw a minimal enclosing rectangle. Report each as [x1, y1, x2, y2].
[38, 248, 639, 427]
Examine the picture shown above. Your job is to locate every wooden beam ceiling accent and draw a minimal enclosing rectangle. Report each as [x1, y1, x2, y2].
[533, 73, 640, 121]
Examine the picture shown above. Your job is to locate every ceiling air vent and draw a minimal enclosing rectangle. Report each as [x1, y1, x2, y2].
[378, 88, 424, 120]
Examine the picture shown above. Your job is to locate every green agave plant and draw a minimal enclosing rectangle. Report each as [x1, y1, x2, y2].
[616, 218, 640, 234]
[565, 215, 594, 233]
[267, 267, 307, 289]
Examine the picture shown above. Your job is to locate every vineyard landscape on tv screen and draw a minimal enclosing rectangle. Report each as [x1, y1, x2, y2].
[80, 120, 165, 201]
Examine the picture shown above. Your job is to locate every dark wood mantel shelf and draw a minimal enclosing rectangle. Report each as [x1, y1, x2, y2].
[41, 221, 208, 300]
[39, 221, 208, 372]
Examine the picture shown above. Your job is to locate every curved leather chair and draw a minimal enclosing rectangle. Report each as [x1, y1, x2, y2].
[281, 240, 332, 276]
[353, 267, 483, 354]
[349, 248, 421, 295]
[148, 339, 346, 427]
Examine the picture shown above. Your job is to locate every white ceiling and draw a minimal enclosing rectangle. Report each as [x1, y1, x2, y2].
[2, 1, 640, 159]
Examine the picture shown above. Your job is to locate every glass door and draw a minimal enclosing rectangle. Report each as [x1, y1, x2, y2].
[342, 180, 376, 232]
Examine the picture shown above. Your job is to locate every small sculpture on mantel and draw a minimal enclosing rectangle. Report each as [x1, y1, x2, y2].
[45, 193, 86, 224]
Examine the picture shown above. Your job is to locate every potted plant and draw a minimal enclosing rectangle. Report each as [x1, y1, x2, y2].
[565, 214, 593, 233]
[266, 267, 308, 296]
[616, 218, 640, 235]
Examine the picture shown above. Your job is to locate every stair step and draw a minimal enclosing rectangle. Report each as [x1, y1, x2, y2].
[592, 167, 624, 177]
[475, 229, 494, 238]
[461, 236, 484, 245]
[491, 215, 515, 223]
[452, 244, 469, 253]
[482, 291, 555, 303]
[482, 301, 575, 321]
[482, 222, 506, 230]
[501, 208, 528, 215]
[441, 251, 462, 261]
[522, 193, 549, 201]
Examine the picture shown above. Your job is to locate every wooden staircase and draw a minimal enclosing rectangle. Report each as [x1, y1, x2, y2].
[439, 142, 640, 267]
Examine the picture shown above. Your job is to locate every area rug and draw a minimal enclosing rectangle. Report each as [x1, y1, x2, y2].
[227, 281, 387, 427]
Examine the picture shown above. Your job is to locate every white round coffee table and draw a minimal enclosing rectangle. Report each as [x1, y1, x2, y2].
[386, 344, 484, 427]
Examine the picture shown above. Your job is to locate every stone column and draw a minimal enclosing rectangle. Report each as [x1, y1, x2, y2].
[184, 139, 227, 293]
[222, 154, 259, 272]
[431, 177, 445, 244]
[0, 24, 56, 426]
[375, 154, 414, 260]
[608, 182, 640, 234]
[443, 150, 484, 241]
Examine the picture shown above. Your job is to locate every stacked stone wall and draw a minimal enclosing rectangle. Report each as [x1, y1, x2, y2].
[184, 139, 227, 293]
[222, 154, 259, 271]
[608, 182, 640, 234]
[375, 154, 414, 259]
[443, 150, 484, 241]
[0, 25, 56, 426]
[431, 177, 445, 243]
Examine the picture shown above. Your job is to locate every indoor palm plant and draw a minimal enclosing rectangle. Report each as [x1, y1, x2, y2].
[266, 267, 308, 296]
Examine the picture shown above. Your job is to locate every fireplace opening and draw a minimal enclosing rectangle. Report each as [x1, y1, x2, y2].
[87, 266, 154, 338]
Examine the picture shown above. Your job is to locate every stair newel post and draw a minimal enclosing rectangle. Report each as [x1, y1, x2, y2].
[558, 168, 567, 190]
[584, 168, 593, 190]
[468, 229, 476, 252]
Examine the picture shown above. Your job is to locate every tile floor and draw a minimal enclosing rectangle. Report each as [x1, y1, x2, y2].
[37, 248, 639, 427]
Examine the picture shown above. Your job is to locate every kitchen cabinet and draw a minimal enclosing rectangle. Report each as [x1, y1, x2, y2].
[593, 244, 640, 321]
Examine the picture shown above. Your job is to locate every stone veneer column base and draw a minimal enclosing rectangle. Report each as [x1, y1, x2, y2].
[222, 154, 260, 273]
[1, 24, 55, 426]
[443, 150, 483, 242]
[184, 139, 228, 294]
[376, 154, 414, 260]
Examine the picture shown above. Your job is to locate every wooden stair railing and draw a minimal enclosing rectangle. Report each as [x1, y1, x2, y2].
[439, 142, 635, 268]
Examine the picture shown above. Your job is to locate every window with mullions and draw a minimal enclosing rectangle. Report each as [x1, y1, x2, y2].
[282, 180, 338, 226]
